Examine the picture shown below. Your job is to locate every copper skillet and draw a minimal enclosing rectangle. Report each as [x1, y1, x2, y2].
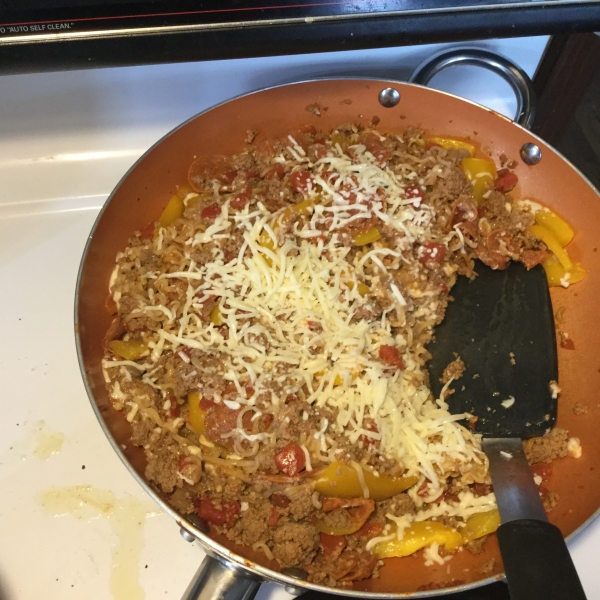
[75, 49, 600, 599]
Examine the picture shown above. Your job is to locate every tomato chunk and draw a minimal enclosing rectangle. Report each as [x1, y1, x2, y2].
[201, 204, 221, 220]
[379, 345, 405, 370]
[494, 170, 518, 192]
[405, 185, 425, 202]
[290, 170, 314, 193]
[320, 533, 348, 555]
[198, 499, 240, 527]
[419, 242, 446, 264]
[268, 507, 280, 527]
[231, 186, 251, 210]
[355, 521, 384, 539]
[274, 443, 306, 476]
[139, 222, 156, 240]
[264, 164, 285, 180]
[271, 493, 291, 508]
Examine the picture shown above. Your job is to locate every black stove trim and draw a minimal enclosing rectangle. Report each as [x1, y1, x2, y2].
[0, 3, 599, 75]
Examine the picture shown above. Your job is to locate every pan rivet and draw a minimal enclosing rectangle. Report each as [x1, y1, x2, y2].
[378, 87, 400, 108]
[180, 527, 196, 542]
[520, 142, 542, 165]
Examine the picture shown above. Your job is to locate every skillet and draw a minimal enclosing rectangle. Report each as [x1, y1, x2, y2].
[75, 50, 600, 598]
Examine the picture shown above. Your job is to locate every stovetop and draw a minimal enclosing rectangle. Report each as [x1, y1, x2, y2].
[0, 36, 598, 600]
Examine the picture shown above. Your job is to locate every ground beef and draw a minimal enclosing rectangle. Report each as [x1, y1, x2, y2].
[271, 523, 319, 567]
[130, 419, 153, 446]
[465, 536, 487, 555]
[542, 490, 560, 512]
[523, 427, 569, 464]
[144, 432, 182, 493]
[441, 358, 466, 383]
[222, 497, 271, 546]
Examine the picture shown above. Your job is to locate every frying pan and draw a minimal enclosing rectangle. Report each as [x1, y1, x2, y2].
[75, 49, 600, 598]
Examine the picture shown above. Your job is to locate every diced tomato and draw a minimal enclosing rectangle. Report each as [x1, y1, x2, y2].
[473, 482, 493, 496]
[419, 242, 446, 265]
[268, 507, 280, 527]
[199, 396, 216, 411]
[245, 171, 259, 180]
[105, 293, 118, 316]
[201, 204, 221, 220]
[312, 145, 329, 160]
[379, 345, 405, 370]
[245, 385, 255, 399]
[321, 498, 344, 512]
[320, 533, 348, 555]
[531, 463, 553, 483]
[197, 499, 240, 527]
[264, 164, 285, 180]
[271, 494, 291, 508]
[231, 186, 252, 210]
[167, 394, 180, 418]
[361, 132, 390, 161]
[560, 338, 576, 350]
[355, 521, 384, 539]
[494, 170, 518, 192]
[405, 185, 425, 202]
[440, 282, 449, 293]
[139, 222, 156, 240]
[274, 443, 306, 476]
[290, 170, 314, 193]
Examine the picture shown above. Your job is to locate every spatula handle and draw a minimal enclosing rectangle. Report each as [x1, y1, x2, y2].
[497, 519, 587, 600]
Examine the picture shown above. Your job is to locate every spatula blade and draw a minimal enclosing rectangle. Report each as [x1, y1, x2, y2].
[426, 262, 558, 439]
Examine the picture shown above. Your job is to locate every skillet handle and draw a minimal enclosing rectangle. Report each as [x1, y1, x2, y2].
[409, 48, 536, 129]
[182, 555, 262, 600]
[497, 519, 587, 600]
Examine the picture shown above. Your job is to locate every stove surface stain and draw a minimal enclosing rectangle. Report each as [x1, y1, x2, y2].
[33, 420, 65, 459]
[38, 485, 160, 600]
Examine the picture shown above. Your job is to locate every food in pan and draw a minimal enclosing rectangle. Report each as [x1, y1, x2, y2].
[102, 123, 583, 587]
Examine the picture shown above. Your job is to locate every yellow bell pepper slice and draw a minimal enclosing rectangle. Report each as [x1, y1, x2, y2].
[541, 254, 586, 287]
[158, 194, 184, 228]
[344, 280, 370, 296]
[373, 521, 463, 558]
[534, 209, 574, 247]
[461, 158, 497, 204]
[187, 391, 207, 435]
[314, 461, 418, 502]
[108, 339, 148, 360]
[428, 137, 476, 157]
[353, 227, 381, 247]
[210, 304, 225, 326]
[461, 509, 501, 543]
[527, 224, 572, 270]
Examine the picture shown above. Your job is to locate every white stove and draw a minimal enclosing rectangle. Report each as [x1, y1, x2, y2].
[1, 35, 599, 600]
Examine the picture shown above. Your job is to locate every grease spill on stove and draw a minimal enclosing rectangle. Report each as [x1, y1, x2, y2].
[33, 420, 65, 459]
[38, 485, 160, 600]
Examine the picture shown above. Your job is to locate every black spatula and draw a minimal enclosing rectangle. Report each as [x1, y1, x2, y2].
[427, 261, 586, 600]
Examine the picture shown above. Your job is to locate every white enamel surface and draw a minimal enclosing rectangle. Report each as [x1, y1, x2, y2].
[1, 35, 598, 600]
